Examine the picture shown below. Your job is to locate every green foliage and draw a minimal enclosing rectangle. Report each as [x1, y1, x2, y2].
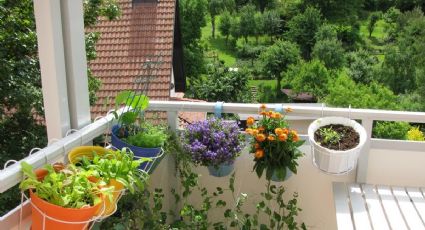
[180, 0, 207, 44]
[325, 74, 400, 110]
[315, 24, 338, 41]
[260, 40, 301, 94]
[373, 121, 411, 140]
[286, 6, 323, 58]
[336, 25, 361, 51]
[20, 162, 110, 208]
[262, 9, 282, 41]
[124, 123, 168, 148]
[346, 49, 379, 84]
[219, 11, 232, 42]
[289, 59, 331, 99]
[303, 0, 364, 21]
[83, 0, 121, 27]
[75, 148, 150, 194]
[368, 12, 381, 37]
[191, 62, 252, 102]
[407, 127, 425, 141]
[239, 4, 257, 43]
[312, 39, 346, 69]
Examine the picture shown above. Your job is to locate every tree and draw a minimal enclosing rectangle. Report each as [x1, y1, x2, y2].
[260, 40, 300, 94]
[219, 11, 232, 43]
[289, 60, 331, 99]
[315, 24, 337, 41]
[286, 6, 323, 59]
[346, 49, 378, 84]
[179, 0, 207, 80]
[191, 63, 251, 102]
[303, 0, 364, 21]
[368, 12, 380, 37]
[262, 10, 281, 41]
[239, 4, 257, 43]
[253, 12, 264, 44]
[208, 0, 234, 38]
[312, 39, 345, 70]
[325, 74, 400, 110]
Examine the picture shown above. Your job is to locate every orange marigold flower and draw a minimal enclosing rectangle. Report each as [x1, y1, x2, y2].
[292, 134, 300, 142]
[247, 117, 255, 126]
[256, 133, 266, 142]
[282, 128, 289, 135]
[267, 135, 276, 141]
[252, 129, 259, 135]
[278, 134, 288, 142]
[260, 104, 267, 110]
[285, 107, 293, 113]
[274, 113, 282, 119]
[255, 149, 265, 159]
[254, 143, 260, 149]
[258, 126, 265, 132]
[267, 111, 273, 117]
[260, 111, 267, 116]
[290, 130, 298, 136]
[245, 128, 253, 135]
[275, 128, 284, 136]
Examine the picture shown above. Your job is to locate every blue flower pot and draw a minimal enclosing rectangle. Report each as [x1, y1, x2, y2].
[207, 162, 234, 177]
[270, 169, 293, 182]
[111, 125, 163, 173]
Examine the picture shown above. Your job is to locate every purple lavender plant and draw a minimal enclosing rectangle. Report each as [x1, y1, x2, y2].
[182, 118, 243, 167]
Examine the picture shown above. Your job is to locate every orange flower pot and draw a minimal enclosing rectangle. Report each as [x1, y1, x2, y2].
[99, 179, 124, 217]
[29, 190, 102, 230]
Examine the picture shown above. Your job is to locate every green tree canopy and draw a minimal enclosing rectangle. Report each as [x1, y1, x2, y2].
[239, 4, 257, 43]
[289, 59, 331, 99]
[315, 24, 338, 41]
[312, 38, 345, 70]
[262, 9, 282, 41]
[346, 49, 379, 84]
[219, 11, 232, 43]
[286, 6, 323, 59]
[260, 40, 301, 94]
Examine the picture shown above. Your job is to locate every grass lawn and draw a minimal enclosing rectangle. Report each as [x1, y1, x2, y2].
[359, 19, 387, 54]
[248, 80, 276, 88]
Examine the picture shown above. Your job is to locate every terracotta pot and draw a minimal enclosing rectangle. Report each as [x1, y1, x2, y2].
[30, 190, 102, 230]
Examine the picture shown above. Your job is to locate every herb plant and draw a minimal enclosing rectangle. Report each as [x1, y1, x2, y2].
[319, 127, 342, 145]
[19, 162, 111, 208]
[124, 122, 168, 148]
[75, 148, 150, 193]
[181, 118, 244, 167]
[246, 105, 305, 181]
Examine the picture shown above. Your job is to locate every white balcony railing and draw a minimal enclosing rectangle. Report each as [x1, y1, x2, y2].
[1, 101, 425, 229]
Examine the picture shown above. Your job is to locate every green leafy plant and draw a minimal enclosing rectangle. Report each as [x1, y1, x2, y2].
[124, 122, 168, 148]
[113, 90, 149, 127]
[19, 162, 112, 208]
[75, 148, 150, 193]
[407, 127, 425, 141]
[318, 127, 342, 145]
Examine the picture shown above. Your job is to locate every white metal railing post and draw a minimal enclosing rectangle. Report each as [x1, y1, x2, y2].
[167, 111, 179, 131]
[356, 119, 373, 183]
[33, 0, 71, 140]
[60, 0, 91, 130]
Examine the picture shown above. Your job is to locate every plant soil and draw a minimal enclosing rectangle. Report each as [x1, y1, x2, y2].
[314, 124, 359, 150]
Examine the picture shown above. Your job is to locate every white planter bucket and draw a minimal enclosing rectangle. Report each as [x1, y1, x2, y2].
[308, 117, 367, 174]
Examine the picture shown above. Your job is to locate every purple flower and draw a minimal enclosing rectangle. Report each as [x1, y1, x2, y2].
[182, 118, 243, 167]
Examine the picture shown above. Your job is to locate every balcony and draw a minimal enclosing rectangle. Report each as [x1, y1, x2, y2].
[1, 101, 425, 229]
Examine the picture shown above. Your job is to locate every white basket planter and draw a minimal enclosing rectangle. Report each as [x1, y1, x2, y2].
[308, 117, 367, 174]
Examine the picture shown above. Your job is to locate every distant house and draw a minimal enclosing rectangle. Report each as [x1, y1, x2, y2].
[89, 0, 185, 119]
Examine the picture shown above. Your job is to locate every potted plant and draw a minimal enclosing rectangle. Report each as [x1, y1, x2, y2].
[68, 147, 151, 216]
[181, 117, 244, 177]
[19, 162, 112, 230]
[246, 105, 304, 181]
[110, 90, 167, 173]
[308, 116, 367, 174]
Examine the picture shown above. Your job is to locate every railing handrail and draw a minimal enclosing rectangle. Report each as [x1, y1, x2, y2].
[148, 101, 425, 123]
[1, 101, 424, 193]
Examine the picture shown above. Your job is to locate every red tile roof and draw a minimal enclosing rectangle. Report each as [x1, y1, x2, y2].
[89, 0, 177, 119]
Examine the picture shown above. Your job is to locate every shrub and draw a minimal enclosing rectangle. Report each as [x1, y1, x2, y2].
[373, 121, 411, 140]
[407, 127, 425, 141]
